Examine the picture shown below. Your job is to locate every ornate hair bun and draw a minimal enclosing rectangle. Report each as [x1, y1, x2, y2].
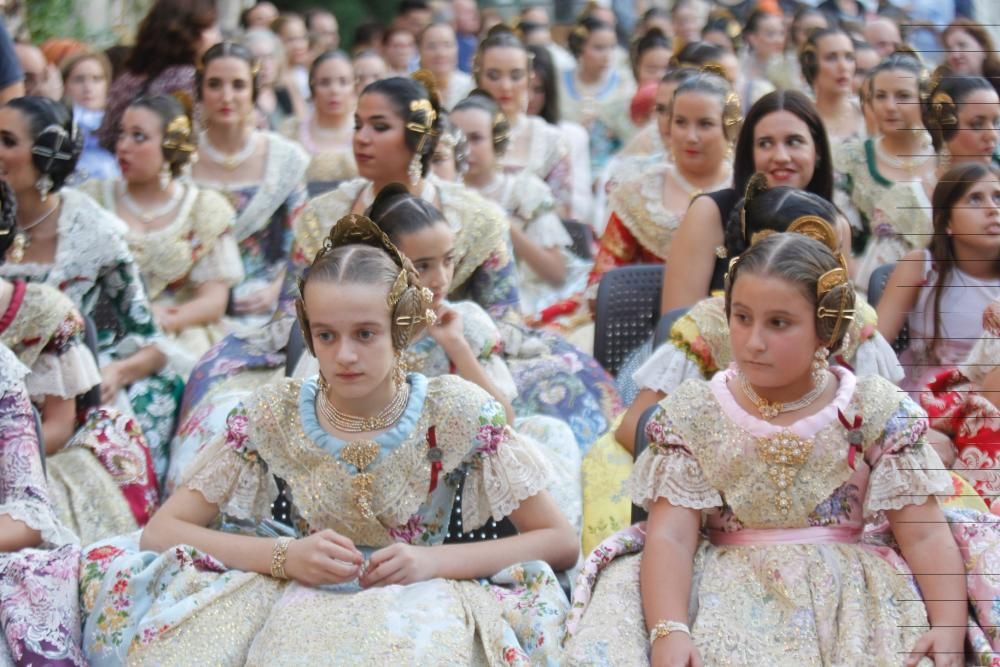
[411, 68, 442, 109]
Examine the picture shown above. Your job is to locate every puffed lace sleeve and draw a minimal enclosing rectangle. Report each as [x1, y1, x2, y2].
[461, 398, 552, 530]
[181, 406, 277, 522]
[627, 406, 722, 511]
[631, 340, 704, 394]
[24, 327, 101, 400]
[851, 330, 905, 384]
[864, 396, 952, 515]
[0, 384, 77, 546]
[188, 232, 246, 287]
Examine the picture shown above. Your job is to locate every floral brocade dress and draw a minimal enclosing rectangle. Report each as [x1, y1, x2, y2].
[579, 295, 904, 554]
[83, 181, 245, 378]
[565, 368, 1000, 665]
[193, 131, 308, 330]
[0, 187, 183, 487]
[0, 280, 158, 544]
[292, 300, 583, 533]
[80, 374, 569, 666]
[0, 345, 85, 666]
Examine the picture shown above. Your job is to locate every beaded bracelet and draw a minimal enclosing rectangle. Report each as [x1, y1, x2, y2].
[270, 536, 293, 580]
[649, 620, 690, 646]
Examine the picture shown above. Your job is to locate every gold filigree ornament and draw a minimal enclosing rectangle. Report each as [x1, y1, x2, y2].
[340, 440, 381, 519]
[406, 99, 438, 153]
[162, 114, 196, 154]
[931, 91, 957, 127]
[755, 432, 814, 516]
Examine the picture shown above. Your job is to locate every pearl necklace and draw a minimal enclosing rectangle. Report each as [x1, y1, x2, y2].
[317, 374, 410, 433]
[874, 135, 933, 175]
[119, 183, 184, 223]
[198, 130, 258, 170]
[739, 371, 830, 421]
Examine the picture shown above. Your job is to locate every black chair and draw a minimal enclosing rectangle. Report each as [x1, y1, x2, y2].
[630, 403, 661, 524]
[593, 264, 664, 377]
[866, 263, 910, 353]
[444, 467, 518, 543]
[653, 307, 689, 349]
[306, 180, 343, 198]
[562, 219, 595, 260]
[78, 316, 102, 414]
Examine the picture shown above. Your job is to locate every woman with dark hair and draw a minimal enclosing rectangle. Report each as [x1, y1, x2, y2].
[525, 43, 592, 222]
[836, 53, 936, 291]
[476, 27, 574, 218]
[191, 42, 308, 327]
[279, 50, 358, 183]
[924, 73, 1000, 170]
[581, 183, 897, 554]
[877, 162, 1000, 397]
[738, 10, 781, 105]
[661, 89, 836, 312]
[800, 27, 864, 144]
[83, 94, 243, 377]
[97, 0, 220, 151]
[943, 18, 1000, 97]
[0, 96, 182, 487]
[0, 343, 85, 666]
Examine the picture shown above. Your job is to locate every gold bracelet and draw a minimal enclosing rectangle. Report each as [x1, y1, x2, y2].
[270, 537, 293, 579]
[649, 619, 690, 646]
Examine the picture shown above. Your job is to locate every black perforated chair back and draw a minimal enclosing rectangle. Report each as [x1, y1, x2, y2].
[445, 467, 518, 542]
[562, 219, 595, 259]
[653, 307, 689, 349]
[286, 322, 307, 378]
[865, 263, 909, 352]
[78, 316, 102, 414]
[630, 403, 661, 524]
[593, 264, 664, 376]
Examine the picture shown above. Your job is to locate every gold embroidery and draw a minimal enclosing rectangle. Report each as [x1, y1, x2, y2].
[0, 283, 78, 368]
[755, 432, 814, 516]
[340, 440, 380, 519]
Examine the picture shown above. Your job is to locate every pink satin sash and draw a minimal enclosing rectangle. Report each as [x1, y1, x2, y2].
[708, 525, 862, 546]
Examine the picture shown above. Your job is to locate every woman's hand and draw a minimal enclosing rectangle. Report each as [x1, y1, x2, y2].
[651, 632, 702, 667]
[427, 305, 466, 352]
[284, 529, 364, 586]
[359, 543, 438, 588]
[233, 280, 282, 315]
[154, 304, 183, 335]
[904, 626, 965, 667]
[100, 362, 127, 404]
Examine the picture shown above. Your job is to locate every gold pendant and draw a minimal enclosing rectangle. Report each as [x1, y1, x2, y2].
[7, 232, 26, 263]
[755, 433, 814, 516]
[341, 440, 380, 520]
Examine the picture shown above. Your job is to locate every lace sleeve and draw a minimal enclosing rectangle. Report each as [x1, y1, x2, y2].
[627, 407, 722, 511]
[631, 341, 704, 394]
[24, 345, 101, 400]
[0, 388, 77, 546]
[865, 398, 952, 515]
[188, 233, 246, 287]
[461, 402, 552, 529]
[180, 409, 277, 522]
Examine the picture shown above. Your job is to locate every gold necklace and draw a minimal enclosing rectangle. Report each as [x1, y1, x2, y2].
[739, 372, 829, 421]
[7, 202, 59, 263]
[317, 374, 410, 432]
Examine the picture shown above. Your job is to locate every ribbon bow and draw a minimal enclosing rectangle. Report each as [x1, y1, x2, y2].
[838, 410, 863, 470]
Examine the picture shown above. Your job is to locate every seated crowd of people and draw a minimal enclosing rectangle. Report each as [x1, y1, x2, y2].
[0, 0, 999, 663]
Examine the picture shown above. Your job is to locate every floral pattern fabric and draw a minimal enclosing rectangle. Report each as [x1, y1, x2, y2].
[81, 374, 568, 665]
[0, 359, 85, 666]
[0, 188, 183, 487]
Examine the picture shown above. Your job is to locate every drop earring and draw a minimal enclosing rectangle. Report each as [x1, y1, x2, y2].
[408, 153, 422, 186]
[811, 347, 830, 387]
[159, 163, 171, 190]
[35, 174, 53, 202]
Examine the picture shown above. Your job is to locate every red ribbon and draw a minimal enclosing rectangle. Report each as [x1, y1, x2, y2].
[838, 409, 863, 470]
[427, 426, 443, 493]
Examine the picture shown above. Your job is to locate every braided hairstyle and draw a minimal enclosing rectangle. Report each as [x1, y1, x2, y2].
[297, 209, 434, 354]
[6, 97, 83, 194]
[725, 178, 840, 258]
[127, 94, 196, 177]
[799, 27, 851, 89]
[452, 90, 511, 156]
[361, 75, 442, 178]
[725, 232, 855, 352]
[923, 72, 995, 152]
[196, 41, 260, 102]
